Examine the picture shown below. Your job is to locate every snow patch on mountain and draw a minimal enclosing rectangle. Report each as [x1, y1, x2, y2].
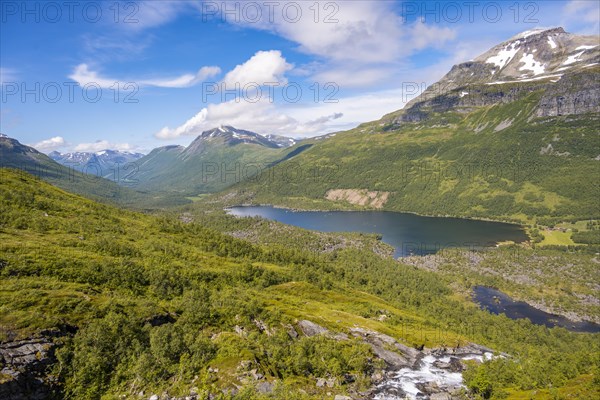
[513, 29, 547, 39]
[519, 53, 546, 75]
[486, 73, 563, 85]
[563, 51, 586, 65]
[486, 42, 520, 70]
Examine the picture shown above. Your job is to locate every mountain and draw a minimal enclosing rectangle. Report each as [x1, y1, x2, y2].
[0, 134, 164, 207]
[49, 149, 145, 179]
[388, 27, 599, 125]
[185, 126, 290, 150]
[216, 28, 600, 224]
[133, 126, 305, 195]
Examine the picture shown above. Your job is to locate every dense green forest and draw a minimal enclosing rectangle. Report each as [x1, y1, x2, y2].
[1, 168, 598, 399]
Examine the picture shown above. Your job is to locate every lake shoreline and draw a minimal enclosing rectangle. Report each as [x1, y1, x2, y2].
[472, 286, 600, 333]
[226, 206, 529, 258]
[227, 202, 528, 229]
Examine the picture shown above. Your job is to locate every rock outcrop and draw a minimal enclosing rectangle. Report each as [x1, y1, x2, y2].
[0, 338, 57, 400]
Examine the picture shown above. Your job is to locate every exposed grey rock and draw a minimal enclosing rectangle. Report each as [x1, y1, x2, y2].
[430, 393, 452, 400]
[253, 319, 272, 336]
[249, 369, 264, 381]
[256, 381, 274, 394]
[349, 327, 420, 369]
[535, 70, 600, 117]
[297, 320, 328, 337]
[0, 338, 57, 400]
[234, 325, 246, 337]
[284, 324, 299, 339]
[334, 396, 352, 400]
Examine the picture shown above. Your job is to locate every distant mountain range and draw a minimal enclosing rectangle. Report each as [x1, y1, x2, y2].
[49, 150, 145, 179]
[3, 125, 303, 204]
[5, 28, 599, 222]
[0, 134, 146, 206]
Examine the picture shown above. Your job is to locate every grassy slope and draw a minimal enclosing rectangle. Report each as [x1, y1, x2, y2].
[0, 138, 184, 209]
[215, 84, 600, 225]
[134, 139, 299, 196]
[1, 169, 598, 399]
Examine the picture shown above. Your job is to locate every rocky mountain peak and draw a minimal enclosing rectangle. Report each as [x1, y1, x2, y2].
[390, 28, 599, 125]
[471, 27, 598, 82]
[184, 126, 295, 157]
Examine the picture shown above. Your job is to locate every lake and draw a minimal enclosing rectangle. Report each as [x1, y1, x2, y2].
[473, 286, 600, 333]
[226, 206, 528, 257]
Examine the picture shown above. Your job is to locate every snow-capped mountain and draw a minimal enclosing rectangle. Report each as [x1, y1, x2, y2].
[428, 27, 598, 92]
[391, 27, 599, 124]
[49, 149, 145, 175]
[132, 126, 304, 194]
[474, 27, 598, 84]
[183, 126, 296, 156]
[264, 134, 297, 148]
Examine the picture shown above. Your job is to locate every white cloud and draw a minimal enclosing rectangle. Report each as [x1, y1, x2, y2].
[155, 96, 349, 139]
[218, 1, 457, 87]
[564, 0, 600, 22]
[69, 64, 221, 89]
[223, 50, 293, 87]
[0, 67, 17, 85]
[562, 0, 600, 34]
[122, 1, 195, 30]
[32, 136, 66, 152]
[156, 98, 294, 138]
[73, 140, 136, 152]
[154, 82, 425, 140]
[229, 1, 406, 64]
[82, 34, 153, 61]
[408, 20, 458, 51]
[312, 66, 397, 88]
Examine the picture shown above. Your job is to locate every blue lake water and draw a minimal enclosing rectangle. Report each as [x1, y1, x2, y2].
[226, 206, 528, 258]
[473, 286, 600, 333]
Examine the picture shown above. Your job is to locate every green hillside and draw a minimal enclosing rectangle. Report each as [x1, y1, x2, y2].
[215, 74, 600, 225]
[1, 168, 598, 399]
[133, 127, 304, 196]
[0, 135, 184, 209]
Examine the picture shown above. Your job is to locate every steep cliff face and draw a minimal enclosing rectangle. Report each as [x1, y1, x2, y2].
[392, 28, 599, 124]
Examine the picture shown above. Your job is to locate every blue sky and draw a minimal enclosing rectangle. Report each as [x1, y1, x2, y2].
[1, 0, 598, 153]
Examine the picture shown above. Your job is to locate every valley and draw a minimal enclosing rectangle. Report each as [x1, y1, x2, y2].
[1, 20, 599, 400]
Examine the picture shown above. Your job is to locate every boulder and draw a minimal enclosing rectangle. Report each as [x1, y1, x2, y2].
[0, 338, 58, 400]
[297, 320, 328, 337]
[256, 382, 274, 394]
[349, 328, 420, 369]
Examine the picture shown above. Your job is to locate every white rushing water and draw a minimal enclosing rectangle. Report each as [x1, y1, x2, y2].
[374, 352, 493, 399]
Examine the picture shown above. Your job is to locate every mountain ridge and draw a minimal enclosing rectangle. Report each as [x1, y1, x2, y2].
[0, 135, 152, 206]
[49, 149, 145, 178]
[132, 126, 305, 195]
[385, 27, 599, 125]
